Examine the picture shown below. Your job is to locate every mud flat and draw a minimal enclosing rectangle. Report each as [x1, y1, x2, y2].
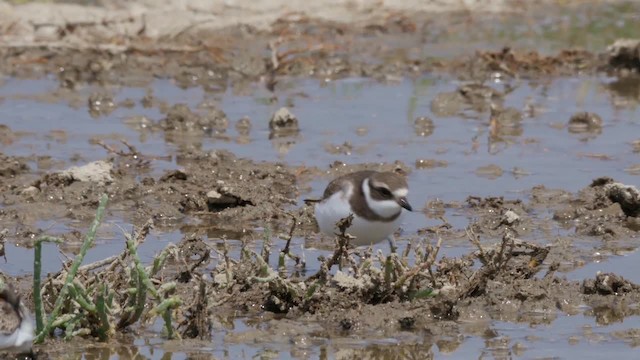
[1, 0, 640, 359]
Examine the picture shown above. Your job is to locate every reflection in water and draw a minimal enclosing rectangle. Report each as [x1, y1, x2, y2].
[482, 336, 511, 360]
[333, 343, 435, 360]
[605, 76, 640, 108]
[413, 116, 435, 137]
[271, 136, 299, 157]
[235, 117, 252, 136]
[436, 335, 464, 354]
[487, 104, 524, 154]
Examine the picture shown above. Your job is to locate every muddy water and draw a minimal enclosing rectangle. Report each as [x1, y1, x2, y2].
[2, 73, 640, 358]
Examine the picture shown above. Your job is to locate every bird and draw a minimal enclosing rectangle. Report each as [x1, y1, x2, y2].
[306, 170, 413, 247]
[0, 282, 35, 355]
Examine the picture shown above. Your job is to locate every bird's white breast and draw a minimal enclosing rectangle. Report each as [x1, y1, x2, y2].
[314, 183, 404, 246]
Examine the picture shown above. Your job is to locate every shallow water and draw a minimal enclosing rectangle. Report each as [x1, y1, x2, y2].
[2, 73, 640, 358]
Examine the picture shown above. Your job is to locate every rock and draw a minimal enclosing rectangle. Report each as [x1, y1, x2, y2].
[269, 107, 299, 138]
[59, 161, 114, 185]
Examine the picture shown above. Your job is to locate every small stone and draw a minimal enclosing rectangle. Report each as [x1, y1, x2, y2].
[60, 161, 113, 185]
[502, 210, 520, 225]
[34, 25, 61, 41]
[269, 107, 299, 138]
[21, 186, 40, 198]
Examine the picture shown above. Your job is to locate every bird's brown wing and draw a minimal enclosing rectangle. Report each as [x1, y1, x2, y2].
[322, 177, 348, 199]
[304, 170, 373, 206]
[322, 171, 373, 199]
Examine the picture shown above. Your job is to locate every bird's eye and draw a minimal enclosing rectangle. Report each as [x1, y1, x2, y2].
[378, 187, 392, 197]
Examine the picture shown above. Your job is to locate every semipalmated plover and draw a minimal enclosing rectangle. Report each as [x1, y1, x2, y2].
[309, 170, 413, 246]
[0, 283, 34, 355]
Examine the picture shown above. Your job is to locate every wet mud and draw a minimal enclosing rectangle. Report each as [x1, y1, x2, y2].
[1, 0, 640, 358]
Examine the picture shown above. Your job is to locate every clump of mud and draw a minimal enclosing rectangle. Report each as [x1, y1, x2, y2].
[568, 112, 603, 134]
[607, 38, 640, 72]
[430, 83, 504, 117]
[0, 148, 299, 243]
[413, 116, 435, 137]
[159, 103, 230, 136]
[447, 47, 598, 79]
[0, 153, 29, 178]
[269, 107, 300, 139]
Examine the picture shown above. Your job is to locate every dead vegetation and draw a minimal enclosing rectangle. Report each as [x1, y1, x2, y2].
[30, 193, 547, 344]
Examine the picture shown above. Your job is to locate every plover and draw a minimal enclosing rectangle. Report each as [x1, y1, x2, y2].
[0, 282, 34, 355]
[308, 170, 413, 246]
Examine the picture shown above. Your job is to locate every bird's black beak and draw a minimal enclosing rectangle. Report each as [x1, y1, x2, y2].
[397, 197, 413, 212]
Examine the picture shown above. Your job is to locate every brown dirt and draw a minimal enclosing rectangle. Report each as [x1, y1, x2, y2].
[1, 0, 640, 358]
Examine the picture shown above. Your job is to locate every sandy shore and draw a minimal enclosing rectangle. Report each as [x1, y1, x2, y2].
[0, 0, 599, 45]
